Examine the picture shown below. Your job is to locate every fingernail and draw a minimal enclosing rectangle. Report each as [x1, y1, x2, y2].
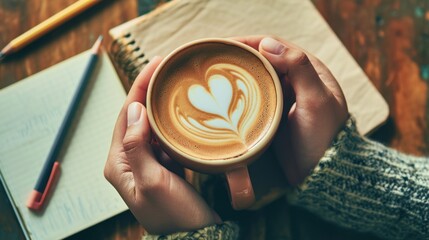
[127, 102, 142, 126]
[261, 37, 286, 55]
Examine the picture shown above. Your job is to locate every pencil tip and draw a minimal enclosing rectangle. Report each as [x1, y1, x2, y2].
[91, 35, 104, 54]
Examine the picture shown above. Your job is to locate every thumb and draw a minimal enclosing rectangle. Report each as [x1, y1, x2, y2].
[259, 37, 329, 103]
[123, 102, 160, 184]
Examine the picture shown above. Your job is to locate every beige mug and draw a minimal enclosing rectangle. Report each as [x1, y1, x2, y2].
[146, 38, 283, 210]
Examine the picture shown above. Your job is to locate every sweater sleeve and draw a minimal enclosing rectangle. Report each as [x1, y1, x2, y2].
[290, 117, 429, 239]
[142, 221, 239, 240]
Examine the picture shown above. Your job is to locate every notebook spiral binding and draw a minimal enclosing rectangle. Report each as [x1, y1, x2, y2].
[110, 33, 150, 87]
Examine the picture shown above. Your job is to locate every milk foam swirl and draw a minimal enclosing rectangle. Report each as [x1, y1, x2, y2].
[172, 63, 261, 145]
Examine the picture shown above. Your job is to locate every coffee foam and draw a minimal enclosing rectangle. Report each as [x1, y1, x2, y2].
[151, 42, 277, 160]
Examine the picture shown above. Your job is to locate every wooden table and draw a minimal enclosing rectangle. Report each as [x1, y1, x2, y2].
[1, 0, 428, 239]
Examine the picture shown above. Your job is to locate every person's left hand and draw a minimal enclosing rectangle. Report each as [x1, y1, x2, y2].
[104, 57, 221, 235]
[233, 36, 349, 186]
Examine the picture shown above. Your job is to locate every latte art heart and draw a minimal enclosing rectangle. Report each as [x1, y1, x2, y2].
[174, 63, 261, 144]
[150, 41, 278, 160]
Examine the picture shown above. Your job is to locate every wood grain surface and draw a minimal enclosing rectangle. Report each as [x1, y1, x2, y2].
[0, 0, 428, 239]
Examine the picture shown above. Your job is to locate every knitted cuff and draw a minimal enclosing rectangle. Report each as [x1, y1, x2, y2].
[142, 221, 239, 240]
[289, 116, 429, 239]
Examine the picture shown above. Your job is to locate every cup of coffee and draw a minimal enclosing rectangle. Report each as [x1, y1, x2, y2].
[146, 38, 283, 210]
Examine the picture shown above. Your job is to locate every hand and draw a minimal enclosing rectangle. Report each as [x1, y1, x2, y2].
[104, 57, 220, 235]
[234, 36, 349, 185]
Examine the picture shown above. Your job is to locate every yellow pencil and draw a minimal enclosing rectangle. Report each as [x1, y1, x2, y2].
[0, 0, 101, 61]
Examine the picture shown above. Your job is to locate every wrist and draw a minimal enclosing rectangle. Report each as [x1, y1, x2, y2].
[295, 116, 355, 186]
[288, 115, 351, 186]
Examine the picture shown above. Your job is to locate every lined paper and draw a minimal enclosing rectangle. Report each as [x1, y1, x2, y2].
[0, 50, 128, 240]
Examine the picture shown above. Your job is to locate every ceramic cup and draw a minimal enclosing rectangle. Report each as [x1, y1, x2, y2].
[146, 38, 283, 210]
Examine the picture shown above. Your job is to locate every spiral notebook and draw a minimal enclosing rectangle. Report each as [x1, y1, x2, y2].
[108, 0, 389, 135]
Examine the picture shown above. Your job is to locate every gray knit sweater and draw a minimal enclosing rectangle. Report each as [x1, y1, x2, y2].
[144, 117, 429, 239]
[291, 117, 429, 239]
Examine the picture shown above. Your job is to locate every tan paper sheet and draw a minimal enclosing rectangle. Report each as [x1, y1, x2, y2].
[110, 0, 389, 135]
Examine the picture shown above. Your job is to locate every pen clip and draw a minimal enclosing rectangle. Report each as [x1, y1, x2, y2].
[26, 162, 60, 210]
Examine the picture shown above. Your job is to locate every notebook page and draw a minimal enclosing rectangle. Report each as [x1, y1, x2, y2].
[0, 51, 127, 240]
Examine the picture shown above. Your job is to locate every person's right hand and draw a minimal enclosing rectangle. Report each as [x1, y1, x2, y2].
[234, 36, 349, 186]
